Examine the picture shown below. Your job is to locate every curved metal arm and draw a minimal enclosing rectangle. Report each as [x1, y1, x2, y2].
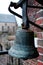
[8, 5, 22, 18]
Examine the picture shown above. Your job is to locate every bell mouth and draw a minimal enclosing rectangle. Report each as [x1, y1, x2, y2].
[8, 45, 39, 60]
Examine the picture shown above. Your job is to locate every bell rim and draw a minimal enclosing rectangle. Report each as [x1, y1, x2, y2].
[8, 47, 39, 59]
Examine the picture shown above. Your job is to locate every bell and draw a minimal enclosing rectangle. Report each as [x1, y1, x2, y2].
[36, 0, 43, 5]
[8, 29, 39, 60]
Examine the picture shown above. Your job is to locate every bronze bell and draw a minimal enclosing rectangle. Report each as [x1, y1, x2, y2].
[8, 29, 39, 60]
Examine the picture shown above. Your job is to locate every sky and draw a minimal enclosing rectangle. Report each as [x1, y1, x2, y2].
[0, 0, 22, 26]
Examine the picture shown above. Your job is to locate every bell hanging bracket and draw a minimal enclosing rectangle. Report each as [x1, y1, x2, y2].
[8, 0, 43, 30]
